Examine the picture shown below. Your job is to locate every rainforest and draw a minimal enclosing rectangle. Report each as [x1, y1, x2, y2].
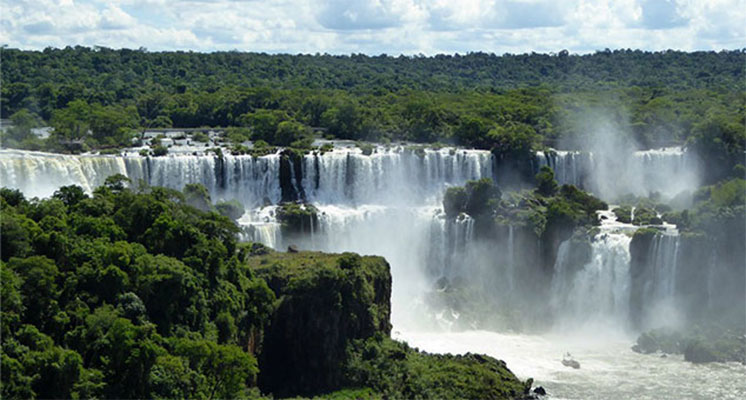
[1, 48, 745, 399]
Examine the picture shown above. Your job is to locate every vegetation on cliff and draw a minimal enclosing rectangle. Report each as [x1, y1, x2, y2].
[0, 180, 532, 399]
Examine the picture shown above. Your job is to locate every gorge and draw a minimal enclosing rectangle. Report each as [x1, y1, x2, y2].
[1, 144, 744, 399]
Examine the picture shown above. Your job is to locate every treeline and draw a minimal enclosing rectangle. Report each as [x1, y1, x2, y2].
[3, 47, 743, 94]
[1, 47, 744, 182]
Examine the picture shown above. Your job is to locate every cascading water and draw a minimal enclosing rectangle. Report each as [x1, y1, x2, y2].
[551, 231, 632, 331]
[1, 145, 742, 399]
[640, 233, 681, 329]
[0, 149, 129, 197]
[536, 146, 699, 199]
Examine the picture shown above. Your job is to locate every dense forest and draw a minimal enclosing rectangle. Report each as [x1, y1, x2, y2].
[1, 178, 539, 399]
[1, 48, 744, 171]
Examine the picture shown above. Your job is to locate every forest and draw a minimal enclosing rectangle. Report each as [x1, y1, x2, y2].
[1, 48, 744, 171]
[0, 177, 538, 399]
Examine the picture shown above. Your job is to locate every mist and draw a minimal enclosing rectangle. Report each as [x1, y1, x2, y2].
[1, 140, 743, 399]
[552, 108, 702, 202]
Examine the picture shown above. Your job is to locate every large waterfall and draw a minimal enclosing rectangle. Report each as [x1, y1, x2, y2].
[1, 146, 742, 399]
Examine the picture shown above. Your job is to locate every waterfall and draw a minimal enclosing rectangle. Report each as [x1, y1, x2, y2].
[0, 149, 129, 197]
[0, 146, 705, 332]
[504, 225, 516, 293]
[639, 233, 682, 329]
[302, 147, 493, 205]
[535, 146, 699, 200]
[551, 232, 632, 330]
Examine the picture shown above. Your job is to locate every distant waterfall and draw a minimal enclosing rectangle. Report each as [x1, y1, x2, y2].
[0, 146, 712, 333]
[301, 147, 494, 205]
[0, 149, 129, 198]
[125, 154, 282, 207]
[536, 147, 699, 199]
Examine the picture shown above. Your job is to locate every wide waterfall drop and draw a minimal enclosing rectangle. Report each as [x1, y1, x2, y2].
[1, 145, 743, 399]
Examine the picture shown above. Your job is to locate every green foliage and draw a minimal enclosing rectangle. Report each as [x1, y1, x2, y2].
[443, 186, 468, 218]
[276, 120, 312, 147]
[248, 251, 392, 397]
[633, 327, 745, 364]
[0, 179, 530, 399]
[442, 178, 501, 219]
[632, 207, 662, 225]
[276, 202, 319, 234]
[152, 145, 168, 156]
[183, 183, 213, 212]
[191, 131, 209, 143]
[495, 184, 606, 239]
[535, 166, 558, 197]
[0, 181, 269, 399]
[613, 205, 633, 223]
[357, 142, 374, 156]
[3, 109, 42, 144]
[344, 335, 527, 400]
[216, 199, 245, 221]
[1, 48, 743, 162]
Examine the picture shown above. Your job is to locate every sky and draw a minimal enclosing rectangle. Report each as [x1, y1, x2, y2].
[1, 0, 745, 55]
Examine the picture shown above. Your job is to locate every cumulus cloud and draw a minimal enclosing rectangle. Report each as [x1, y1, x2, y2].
[0, 0, 743, 54]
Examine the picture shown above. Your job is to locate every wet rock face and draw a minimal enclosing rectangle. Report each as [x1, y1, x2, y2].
[250, 252, 391, 397]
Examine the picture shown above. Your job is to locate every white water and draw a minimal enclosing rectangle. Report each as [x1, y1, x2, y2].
[1, 146, 740, 399]
[398, 330, 746, 400]
[537, 147, 699, 200]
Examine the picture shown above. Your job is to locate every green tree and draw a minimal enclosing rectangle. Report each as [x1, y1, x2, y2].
[51, 100, 92, 142]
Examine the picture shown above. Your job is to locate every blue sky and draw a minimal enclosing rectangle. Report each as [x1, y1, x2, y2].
[1, 0, 744, 54]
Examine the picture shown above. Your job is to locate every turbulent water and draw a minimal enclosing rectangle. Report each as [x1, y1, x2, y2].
[398, 330, 746, 400]
[1, 146, 742, 399]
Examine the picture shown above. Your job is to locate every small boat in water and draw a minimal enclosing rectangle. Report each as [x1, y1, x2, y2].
[562, 352, 580, 369]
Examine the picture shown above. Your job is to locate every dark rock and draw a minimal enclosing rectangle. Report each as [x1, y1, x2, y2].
[251, 252, 392, 397]
[685, 341, 719, 363]
[533, 386, 547, 395]
[287, 244, 299, 253]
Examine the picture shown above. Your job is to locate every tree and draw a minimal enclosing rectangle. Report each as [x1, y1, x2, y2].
[535, 166, 559, 196]
[321, 104, 363, 140]
[53, 185, 88, 207]
[51, 100, 91, 142]
[5, 109, 42, 142]
[275, 120, 311, 147]
[89, 104, 139, 146]
[183, 183, 212, 212]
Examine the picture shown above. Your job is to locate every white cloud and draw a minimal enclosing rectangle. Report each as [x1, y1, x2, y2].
[0, 0, 743, 54]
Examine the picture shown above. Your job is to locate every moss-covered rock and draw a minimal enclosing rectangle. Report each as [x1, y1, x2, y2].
[276, 202, 319, 234]
[249, 251, 392, 397]
[633, 207, 662, 225]
[633, 327, 746, 365]
[248, 250, 533, 399]
[632, 328, 685, 355]
[442, 178, 501, 220]
[613, 205, 633, 223]
[628, 228, 659, 329]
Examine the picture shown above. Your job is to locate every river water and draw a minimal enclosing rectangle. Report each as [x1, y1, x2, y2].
[398, 330, 746, 400]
